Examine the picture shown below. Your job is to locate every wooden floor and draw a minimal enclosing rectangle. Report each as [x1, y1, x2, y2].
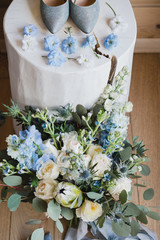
[0, 53, 160, 239]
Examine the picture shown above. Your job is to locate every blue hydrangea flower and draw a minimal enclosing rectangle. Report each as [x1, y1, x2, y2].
[104, 173, 111, 182]
[10, 135, 19, 146]
[23, 24, 38, 36]
[48, 50, 66, 67]
[32, 153, 56, 171]
[61, 36, 78, 55]
[93, 180, 101, 187]
[103, 33, 118, 51]
[81, 34, 97, 48]
[44, 35, 61, 51]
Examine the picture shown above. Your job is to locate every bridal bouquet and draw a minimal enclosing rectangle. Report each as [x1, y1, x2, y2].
[0, 67, 159, 240]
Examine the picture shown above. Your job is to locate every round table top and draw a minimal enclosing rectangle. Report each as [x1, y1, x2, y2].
[4, 0, 137, 74]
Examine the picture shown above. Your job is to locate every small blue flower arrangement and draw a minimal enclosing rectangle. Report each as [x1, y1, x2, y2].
[23, 24, 38, 36]
[48, 50, 66, 67]
[103, 33, 118, 51]
[81, 34, 97, 49]
[44, 35, 61, 51]
[61, 36, 78, 55]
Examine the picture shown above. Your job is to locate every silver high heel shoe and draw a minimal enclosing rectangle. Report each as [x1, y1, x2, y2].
[70, 0, 100, 34]
[40, 0, 69, 34]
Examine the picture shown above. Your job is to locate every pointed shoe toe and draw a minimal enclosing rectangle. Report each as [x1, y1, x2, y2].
[40, 0, 69, 34]
[70, 0, 100, 34]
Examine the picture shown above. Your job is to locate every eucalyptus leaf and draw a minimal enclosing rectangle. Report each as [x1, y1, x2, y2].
[120, 147, 132, 161]
[71, 112, 81, 125]
[56, 219, 64, 233]
[97, 214, 105, 228]
[47, 200, 61, 221]
[136, 211, 148, 224]
[31, 228, 44, 240]
[146, 211, 160, 220]
[143, 188, 154, 200]
[119, 190, 127, 204]
[32, 198, 47, 213]
[87, 192, 103, 200]
[112, 221, 131, 237]
[78, 194, 82, 207]
[130, 219, 140, 236]
[93, 104, 103, 117]
[123, 202, 140, 217]
[140, 164, 150, 176]
[61, 207, 74, 220]
[76, 104, 87, 116]
[26, 219, 42, 225]
[8, 193, 21, 211]
[137, 205, 149, 214]
[3, 176, 22, 186]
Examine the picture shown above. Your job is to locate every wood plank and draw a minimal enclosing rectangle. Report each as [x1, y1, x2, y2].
[133, 7, 160, 39]
[10, 203, 55, 240]
[130, 53, 160, 238]
[131, 0, 160, 7]
[0, 8, 7, 41]
[0, 54, 9, 79]
[135, 38, 160, 53]
[0, 201, 11, 240]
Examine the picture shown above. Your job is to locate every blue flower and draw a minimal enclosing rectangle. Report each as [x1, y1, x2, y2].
[48, 50, 66, 67]
[81, 34, 97, 48]
[23, 24, 38, 36]
[93, 180, 101, 187]
[10, 135, 19, 146]
[61, 36, 78, 55]
[103, 33, 118, 51]
[32, 153, 56, 171]
[104, 173, 111, 182]
[44, 35, 61, 51]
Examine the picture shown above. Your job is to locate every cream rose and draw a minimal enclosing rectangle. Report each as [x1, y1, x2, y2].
[109, 177, 132, 196]
[76, 200, 103, 222]
[62, 131, 82, 154]
[43, 139, 59, 158]
[91, 154, 112, 178]
[87, 145, 104, 159]
[36, 160, 59, 180]
[34, 179, 57, 200]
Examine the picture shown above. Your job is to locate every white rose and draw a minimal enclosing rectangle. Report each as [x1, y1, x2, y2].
[82, 154, 91, 168]
[57, 151, 71, 175]
[91, 154, 112, 178]
[124, 101, 133, 113]
[87, 145, 104, 159]
[104, 99, 113, 112]
[62, 131, 83, 154]
[76, 200, 103, 222]
[34, 179, 57, 200]
[43, 139, 59, 158]
[36, 160, 59, 180]
[109, 177, 132, 196]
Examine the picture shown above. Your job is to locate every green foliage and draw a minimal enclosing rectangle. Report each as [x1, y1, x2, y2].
[143, 188, 154, 200]
[61, 207, 74, 220]
[47, 200, 61, 221]
[136, 211, 148, 224]
[7, 193, 21, 211]
[56, 219, 64, 233]
[134, 183, 146, 187]
[112, 221, 131, 237]
[119, 190, 127, 204]
[3, 176, 22, 186]
[31, 228, 44, 240]
[1, 186, 8, 200]
[76, 104, 87, 116]
[146, 211, 160, 220]
[140, 164, 150, 176]
[72, 112, 82, 125]
[32, 198, 47, 213]
[78, 193, 83, 207]
[26, 219, 42, 225]
[130, 219, 140, 236]
[119, 147, 132, 161]
[87, 192, 104, 201]
[123, 202, 140, 217]
[93, 104, 104, 117]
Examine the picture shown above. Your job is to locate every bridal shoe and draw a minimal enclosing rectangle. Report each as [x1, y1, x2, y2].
[40, 0, 69, 34]
[70, 0, 100, 34]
